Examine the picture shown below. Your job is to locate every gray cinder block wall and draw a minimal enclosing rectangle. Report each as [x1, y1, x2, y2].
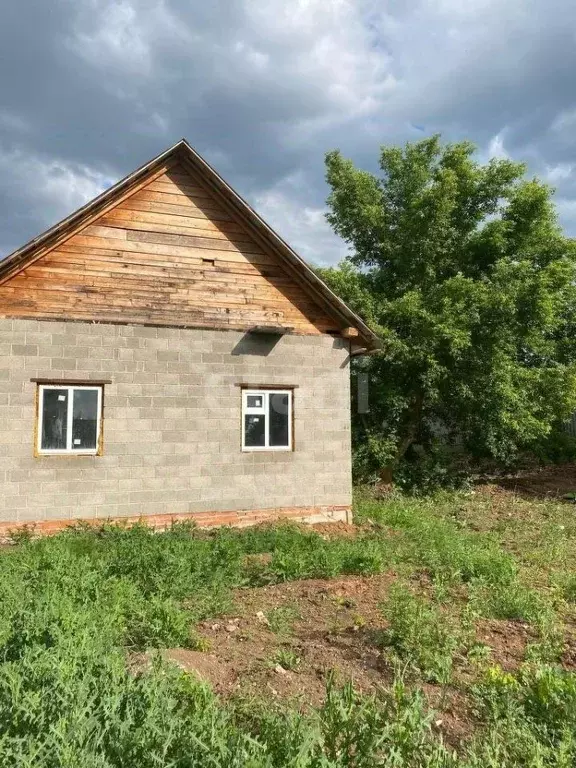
[0, 318, 352, 527]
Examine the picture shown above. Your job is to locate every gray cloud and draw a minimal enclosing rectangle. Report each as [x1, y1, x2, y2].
[1, 0, 576, 263]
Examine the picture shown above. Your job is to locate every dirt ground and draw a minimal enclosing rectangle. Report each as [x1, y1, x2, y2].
[491, 462, 576, 500]
[148, 570, 541, 747]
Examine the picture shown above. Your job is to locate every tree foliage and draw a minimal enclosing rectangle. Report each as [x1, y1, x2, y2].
[320, 136, 576, 482]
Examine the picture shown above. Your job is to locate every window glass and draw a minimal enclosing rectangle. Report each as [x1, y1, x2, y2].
[269, 393, 290, 447]
[38, 385, 103, 454]
[244, 414, 266, 447]
[242, 390, 292, 450]
[72, 389, 99, 450]
[41, 389, 68, 450]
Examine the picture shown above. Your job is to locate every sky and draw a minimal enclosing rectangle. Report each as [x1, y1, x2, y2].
[1, 0, 576, 266]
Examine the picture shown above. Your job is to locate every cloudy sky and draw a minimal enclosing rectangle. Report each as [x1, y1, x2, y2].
[1, 0, 575, 265]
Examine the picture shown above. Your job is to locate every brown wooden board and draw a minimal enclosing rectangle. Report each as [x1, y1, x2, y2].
[0, 161, 337, 335]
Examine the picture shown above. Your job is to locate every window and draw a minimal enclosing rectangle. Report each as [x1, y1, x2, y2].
[37, 384, 103, 455]
[242, 389, 292, 451]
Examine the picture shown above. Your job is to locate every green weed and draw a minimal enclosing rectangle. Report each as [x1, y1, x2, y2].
[272, 647, 302, 671]
[267, 604, 301, 636]
[0, 489, 574, 766]
[379, 585, 470, 684]
[469, 580, 548, 623]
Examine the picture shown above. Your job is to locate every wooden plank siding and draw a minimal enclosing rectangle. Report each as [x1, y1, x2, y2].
[0, 164, 337, 334]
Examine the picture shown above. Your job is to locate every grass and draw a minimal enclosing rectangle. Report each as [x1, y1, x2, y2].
[379, 584, 473, 684]
[266, 604, 301, 636]
[0, 484, 575, 765]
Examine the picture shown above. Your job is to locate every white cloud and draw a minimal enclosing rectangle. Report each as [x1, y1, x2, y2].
[241, 0, 396, 118]
[66, 0, 396, 135]
[67, 0, 192, 76]
[544, 163, 574, 184]
[0, 147, 113, 252]
[487, 132, 509, 160]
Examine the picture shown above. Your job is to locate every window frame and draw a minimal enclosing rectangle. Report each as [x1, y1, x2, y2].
[36, 384, 104, 456]
[241, 388, 293, 452]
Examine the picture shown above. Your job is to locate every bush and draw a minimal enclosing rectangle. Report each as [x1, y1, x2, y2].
[238, 675, 455, 768]
[473, 662, 576, 743]
[532, 428, 576, 465]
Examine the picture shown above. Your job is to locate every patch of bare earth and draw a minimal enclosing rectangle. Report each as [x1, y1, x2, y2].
[197, 574, 398, 707]
[487, 463, 576, 501]
[139, 572, 536, 747]
[476, 619, 534, 671]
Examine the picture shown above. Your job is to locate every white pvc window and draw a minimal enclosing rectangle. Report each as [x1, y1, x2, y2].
[242, 389, 292, 451]
[37, 385, 103, 455]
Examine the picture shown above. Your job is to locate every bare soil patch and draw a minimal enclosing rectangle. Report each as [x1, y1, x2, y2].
[197, 574, 398, 707]
[489, 463, 576, 501]
[148, 572, 539, 745]
[476, 618, 534, 671]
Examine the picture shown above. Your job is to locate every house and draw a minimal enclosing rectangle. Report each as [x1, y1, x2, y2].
[0, 140, 378, 535]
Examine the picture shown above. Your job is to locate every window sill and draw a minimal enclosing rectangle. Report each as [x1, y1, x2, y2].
[37, 451, 100, 457]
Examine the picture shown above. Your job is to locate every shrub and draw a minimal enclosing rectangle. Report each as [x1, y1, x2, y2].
[266, 605, 300, 636]
[238, 675, 455, 767]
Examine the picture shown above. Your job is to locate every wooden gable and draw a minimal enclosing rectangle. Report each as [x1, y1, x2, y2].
[0, 162, 338, 334]
[0, 141, 379, 348]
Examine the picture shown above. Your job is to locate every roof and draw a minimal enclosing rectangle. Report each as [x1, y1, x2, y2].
[0, 139, 380, 350]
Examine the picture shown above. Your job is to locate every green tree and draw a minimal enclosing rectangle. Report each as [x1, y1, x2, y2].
[320, 136, 576, 483]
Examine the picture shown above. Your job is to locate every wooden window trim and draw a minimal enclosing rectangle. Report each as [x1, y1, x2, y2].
[35, 383, 105, 457]
[31, 378, 112, 385]
[236, 383, 299, 389]
[241, 389, 293, 452]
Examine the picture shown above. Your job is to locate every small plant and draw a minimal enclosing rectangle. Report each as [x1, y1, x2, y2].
[7, 524, 35, 545]
[519, 663, 576, 735]
[472, 664, 522, 720]
[266, 604, 300, 636]
[558, 572, 576, 603]
[272, 647, 301, 671]
[524, 612, 565, 664]
[317, 674, 452, 766]
[352, 613, 367, 630]
[469, 580, 547, 623]
[467, 642, 492, 669]
[379, 584, 466, 684]
[125, 595, 195, 649]
[334, 595, 357, 609]
[473, 661, 576, 741]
